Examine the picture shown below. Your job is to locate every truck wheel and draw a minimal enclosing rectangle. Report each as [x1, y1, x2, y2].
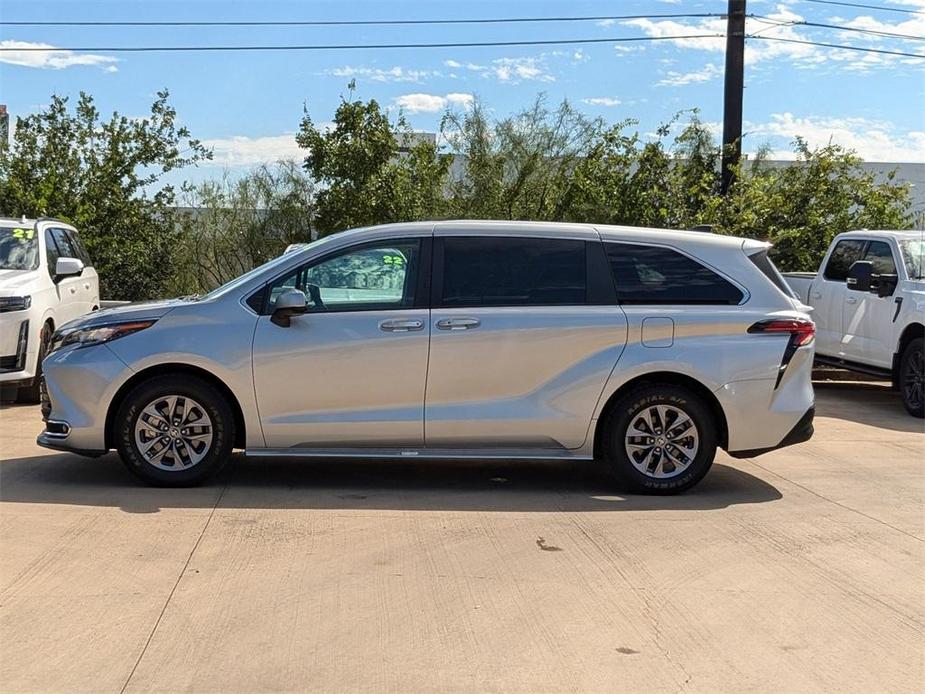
[114, 375, 234, 486]
[16, 322, 52, 404]
[599, 384, 718, 494]
[900, 337, 924, 418]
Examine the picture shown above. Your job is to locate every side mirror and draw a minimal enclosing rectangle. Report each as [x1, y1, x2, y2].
[54, 257, 84, 282]
[874, 273, 898, 298]
[846, 260, 873, 292]
[270, 289, 308, 327]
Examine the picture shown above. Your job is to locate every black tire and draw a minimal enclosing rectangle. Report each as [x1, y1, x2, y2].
[599, 384, 718, 494]
[16, 322, 52, 404]
[899, 337, 924, 418]
[114, 375, 234, 486]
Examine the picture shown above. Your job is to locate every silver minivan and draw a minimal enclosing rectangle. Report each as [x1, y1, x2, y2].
[38, 221, 815, 493]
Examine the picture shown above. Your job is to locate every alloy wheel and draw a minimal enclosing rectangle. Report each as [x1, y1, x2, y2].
[133, 395, 214, 470]
[904, 347, 924, 411]
[624, 404, 700, 479]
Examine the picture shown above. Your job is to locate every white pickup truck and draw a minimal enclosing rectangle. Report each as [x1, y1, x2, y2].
[0, 217, 100, 402]
[784, 229, 924, 417]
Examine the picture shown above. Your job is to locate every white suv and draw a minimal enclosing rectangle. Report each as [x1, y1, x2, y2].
[0, 217, 100, 402]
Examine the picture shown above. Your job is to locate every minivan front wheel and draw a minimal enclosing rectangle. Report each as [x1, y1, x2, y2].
[114, 375, 234, 486]
[600, 384, 718, 494]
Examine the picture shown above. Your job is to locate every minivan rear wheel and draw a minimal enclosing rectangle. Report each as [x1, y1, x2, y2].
[114, 375, 234, 486]
[600, 384, 718, 494]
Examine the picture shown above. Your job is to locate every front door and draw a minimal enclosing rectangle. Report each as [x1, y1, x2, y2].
[424, 231, 627, 450]
[845, 240, 900, 369]
[814, 238, 865, 358]
[252, 238, 430, 449]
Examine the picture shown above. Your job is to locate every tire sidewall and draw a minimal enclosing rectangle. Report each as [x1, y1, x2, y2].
[115, 376, 233, 486]
[604, 386, 718, 493]
[900, 337, 924, 418]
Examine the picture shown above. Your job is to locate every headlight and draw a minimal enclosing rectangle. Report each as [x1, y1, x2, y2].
[50, 320, 157, 353]
[0, 296, 32, 313]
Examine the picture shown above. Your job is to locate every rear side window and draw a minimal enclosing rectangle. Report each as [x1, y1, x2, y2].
[438, 237, 586, 307]
[605, 243, 743, 305]
[823, 239, 865, 281]
[863, 241, 897, 275]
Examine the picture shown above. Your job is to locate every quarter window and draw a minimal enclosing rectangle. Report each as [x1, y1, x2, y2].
[438, 237, 587, 307]
[823, 239, 866, 281]
[267, 240, 420, 312]
[605, 243, 743, 305]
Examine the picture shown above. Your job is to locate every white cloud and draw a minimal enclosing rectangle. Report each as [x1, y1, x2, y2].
[582, 97, 622, 107]
[657, 63, 722, 86]
[448, 56, 554, 83]
[0, 40, 118, 71]
[747, 113, 925, 162]
[324, 65, 440, 83]
[201, 134, 304, 166]
[394, 92, 474, 113]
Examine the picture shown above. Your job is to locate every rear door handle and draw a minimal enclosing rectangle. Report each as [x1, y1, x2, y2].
[436, 318, 480, 331]
[379, 319, 424, 332]
[846, 296, 857, 304]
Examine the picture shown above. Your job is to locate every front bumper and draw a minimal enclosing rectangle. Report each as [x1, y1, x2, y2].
[35, 342, 132, 453]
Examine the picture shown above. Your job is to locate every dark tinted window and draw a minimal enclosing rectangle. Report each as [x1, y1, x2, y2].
[823, 239, 865, 281]
[863, 241, 897, 275]
[66, 230, 92, 266]
[50, 228, 77, 259]
[44, 229, 61, 277]
[439, 237, 586, 307]
[605, 243, 743, 305]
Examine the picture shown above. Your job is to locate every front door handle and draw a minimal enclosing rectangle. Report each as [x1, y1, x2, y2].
[846, 296, 858, 305]
[811, 291, 822, 299]
[436, 318, 480, 331]
[379, 319, 424, 332]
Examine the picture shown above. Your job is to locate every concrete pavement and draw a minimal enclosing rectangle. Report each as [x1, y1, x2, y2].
[1, 381, 923, 693]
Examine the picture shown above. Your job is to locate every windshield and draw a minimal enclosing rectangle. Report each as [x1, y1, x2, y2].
[900, 239, 924, 280]
[0, 226, 39, 271]
[199, 235, 339, 300]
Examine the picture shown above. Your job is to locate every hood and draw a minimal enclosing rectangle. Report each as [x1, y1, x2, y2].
[0, 268, 40, 294]
[58, 297, 197, 332]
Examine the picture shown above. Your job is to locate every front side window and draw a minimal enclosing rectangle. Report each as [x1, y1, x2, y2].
[0, 226, 39, 271]
[823, 239, 866, 281]
[863, 241, 897, 275]
[605, 243, 743, 305]
[44, 229, 61, 277]
[267, 240, 420, 312]
[50, 228, 77, 259]
[66, 230, 93, 266]
[439, 237, 586, 307]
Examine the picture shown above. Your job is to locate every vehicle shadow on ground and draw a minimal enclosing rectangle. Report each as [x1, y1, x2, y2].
[813, 381, 923, 433]
[0, 452, 781, 513]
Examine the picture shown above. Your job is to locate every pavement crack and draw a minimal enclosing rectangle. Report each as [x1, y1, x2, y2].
[118, 478, 229, 694]
[747, 459, 924, 544]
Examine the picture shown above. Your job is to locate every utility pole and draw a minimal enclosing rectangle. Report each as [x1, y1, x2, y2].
[721, 0, 746, 195]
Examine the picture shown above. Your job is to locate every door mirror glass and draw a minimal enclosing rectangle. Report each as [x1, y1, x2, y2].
[271, 289, 308, 327]
[54, 257, 84, 281]
[846, 260, 873, 292]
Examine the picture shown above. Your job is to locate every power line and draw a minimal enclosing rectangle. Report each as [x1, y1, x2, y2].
[799, 0, 924, 15]
[747, 34, 925, 57]
[752, 14, 925, 41]
[0, 33, 727, 53]
[0, 12, 720, 28]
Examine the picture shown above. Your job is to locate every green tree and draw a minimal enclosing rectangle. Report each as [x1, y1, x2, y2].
[708, 140, 912, 270]
[0, 91, 211, 300]
[296, 82, 449, 235]
[172, 161, 316, 294]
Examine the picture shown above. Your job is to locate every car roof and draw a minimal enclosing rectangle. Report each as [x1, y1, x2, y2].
[835, 229, 923, 240]
[331, 220, 751, 251]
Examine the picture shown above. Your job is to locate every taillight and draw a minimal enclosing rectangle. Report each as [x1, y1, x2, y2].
[748, 318, 815, 388]
[748, 318, 815, 347]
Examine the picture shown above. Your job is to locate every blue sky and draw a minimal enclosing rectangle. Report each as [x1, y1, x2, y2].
[2, 0, 924, 188]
